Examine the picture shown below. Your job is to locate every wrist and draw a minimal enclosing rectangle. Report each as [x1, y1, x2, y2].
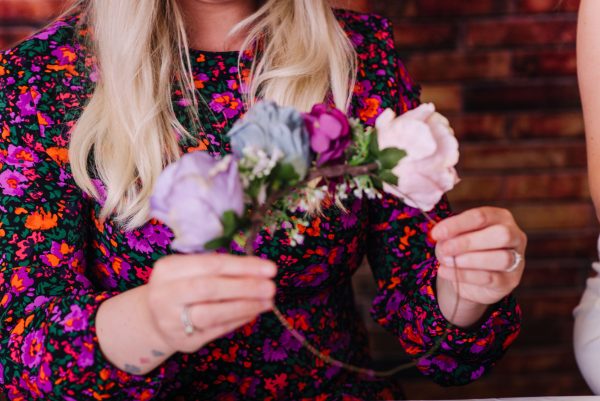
[435, 275, 488, 328]
[139, 284, 177, 356]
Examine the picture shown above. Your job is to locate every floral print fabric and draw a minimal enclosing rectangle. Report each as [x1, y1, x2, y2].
[0, 10, 521, 401]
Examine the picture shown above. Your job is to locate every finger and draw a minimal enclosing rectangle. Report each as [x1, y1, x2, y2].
[169, 276, 276, 305]
[437, 265, 500, 287]
[436, 224, 521, 258]
[190, 299, 273, 331]
[201, 316, 258, 342]
[446, 250, 522, 272]
[153, 254, 277, 281]
[432, 207, 512, 241]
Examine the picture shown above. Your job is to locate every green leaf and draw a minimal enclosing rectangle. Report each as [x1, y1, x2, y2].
[204, 237, 232, 251]
[247, 180, 263, 201]
[221, 210, 240, 238]
[379, 169, 399, 186]
[379, 147, 407, 170]
[273, 163, 300, 183]
[369, 129, 380, 157]
[372, 176, 384, 191]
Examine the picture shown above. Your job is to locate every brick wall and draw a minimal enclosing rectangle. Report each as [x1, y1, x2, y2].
[366, 0, 592, 398]
[0, 0, 592, 399]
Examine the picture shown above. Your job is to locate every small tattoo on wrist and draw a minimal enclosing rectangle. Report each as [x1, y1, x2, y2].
[152, 349, 166, 357]
[124, 364, 142, 375]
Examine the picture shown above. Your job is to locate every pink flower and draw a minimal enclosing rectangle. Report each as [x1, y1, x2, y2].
[376, 103, 459, 211]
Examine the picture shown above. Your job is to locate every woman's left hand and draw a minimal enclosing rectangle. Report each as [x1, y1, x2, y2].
[431, 207, 527, 325]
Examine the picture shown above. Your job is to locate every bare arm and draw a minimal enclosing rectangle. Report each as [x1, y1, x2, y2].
[579, 0, 600, 219]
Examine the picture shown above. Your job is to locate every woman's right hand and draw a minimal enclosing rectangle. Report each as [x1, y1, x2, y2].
[146, 254, 277, 354]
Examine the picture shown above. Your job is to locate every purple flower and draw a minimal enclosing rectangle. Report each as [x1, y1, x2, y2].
[263, 331, 301, 362]
[73, 336, 95, 368]
[16, 89, 40, 117]
[0, 170, 29, 196]
[51, 45, 77, 65]
[303, 104, 351, 166]
[431, 354, 458, 373]
[125, 230, 153, 254]
[150, 153, 244, 253]
[11, 268, 34, 294]
[209, 91, 243, 119]
[143, 222, 173, 249]
[3, 145, 38, 168]
[61, 304, 89, 332]
[21, 330, 45, 368]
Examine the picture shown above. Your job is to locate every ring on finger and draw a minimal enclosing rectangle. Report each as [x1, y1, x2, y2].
[506, 250, 523, 273]
[181, 305, 196, 336]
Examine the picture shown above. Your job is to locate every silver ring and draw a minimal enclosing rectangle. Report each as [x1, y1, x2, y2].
[181, 305, 195, 336]
[506, 250, 523, 273]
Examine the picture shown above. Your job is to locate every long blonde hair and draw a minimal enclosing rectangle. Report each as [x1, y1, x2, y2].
[68, 0, 357, 229]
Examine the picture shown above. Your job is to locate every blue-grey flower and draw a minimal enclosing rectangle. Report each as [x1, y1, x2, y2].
[228, 101, 311, 179]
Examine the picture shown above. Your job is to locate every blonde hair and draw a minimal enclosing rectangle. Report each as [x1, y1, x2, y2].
[68, 0, 357, 229]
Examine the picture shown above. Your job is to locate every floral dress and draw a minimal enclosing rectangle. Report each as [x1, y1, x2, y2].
[0, 9, 521, 401]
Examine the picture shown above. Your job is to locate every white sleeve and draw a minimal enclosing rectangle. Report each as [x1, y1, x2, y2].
[574, 246, 600, 394]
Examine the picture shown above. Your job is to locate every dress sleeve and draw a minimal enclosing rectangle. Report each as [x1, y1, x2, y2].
[365, 18, 522, 386]
[573, 258, 600, 395]
[0, 51, 164, 400]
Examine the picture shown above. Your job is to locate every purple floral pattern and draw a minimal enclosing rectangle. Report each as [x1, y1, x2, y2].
[0, 9, 521, 401]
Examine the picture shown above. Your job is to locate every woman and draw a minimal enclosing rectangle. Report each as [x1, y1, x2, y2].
[0, 0, 526, 399]
[575, 0, 600, 394]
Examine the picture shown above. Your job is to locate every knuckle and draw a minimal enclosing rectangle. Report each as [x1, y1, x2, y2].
[473, 209, 487, 227]
[496, 225, 512, 245]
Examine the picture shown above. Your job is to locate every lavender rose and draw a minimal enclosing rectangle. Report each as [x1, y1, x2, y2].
[228, 101, 311, 179]
[150, 152, 244, 253]
[303, 104, 351, 166]
[376, 103, 460, 211]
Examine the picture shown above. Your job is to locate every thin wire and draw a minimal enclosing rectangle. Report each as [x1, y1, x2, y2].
[248, 176, 462, 378]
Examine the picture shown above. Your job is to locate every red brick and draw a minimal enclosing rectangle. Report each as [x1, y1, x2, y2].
[404, 372, 591, 398]
[459, 142, 587, 170]
[406, 51, 511, 82]
[464, 81, 580, 111]
[513, 49, 577, 77]
[519, 258, 588, 289]
[331, 0, 371, 13]
[450, 113, 507, 141]
[510, 202, 595, 231]
[511, 111, 584, 138]
[392, 21, 458, 50]
[384, 0, 508, 17]
[0, 26, 37, 50]
[517, 0, 581, 13]
[0, 0, 68, 24]
[466, 18, 577, 48]
[420, 84, 462, 112]
[449, 171, 589, 203]
[526, 230, 598, 258]
[520, 290, 583, 319]
[494, 347, 580, 374]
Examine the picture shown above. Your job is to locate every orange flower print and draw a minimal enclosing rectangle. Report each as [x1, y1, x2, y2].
[25, 209, 58, 231]
[358, 96, 382, 121]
